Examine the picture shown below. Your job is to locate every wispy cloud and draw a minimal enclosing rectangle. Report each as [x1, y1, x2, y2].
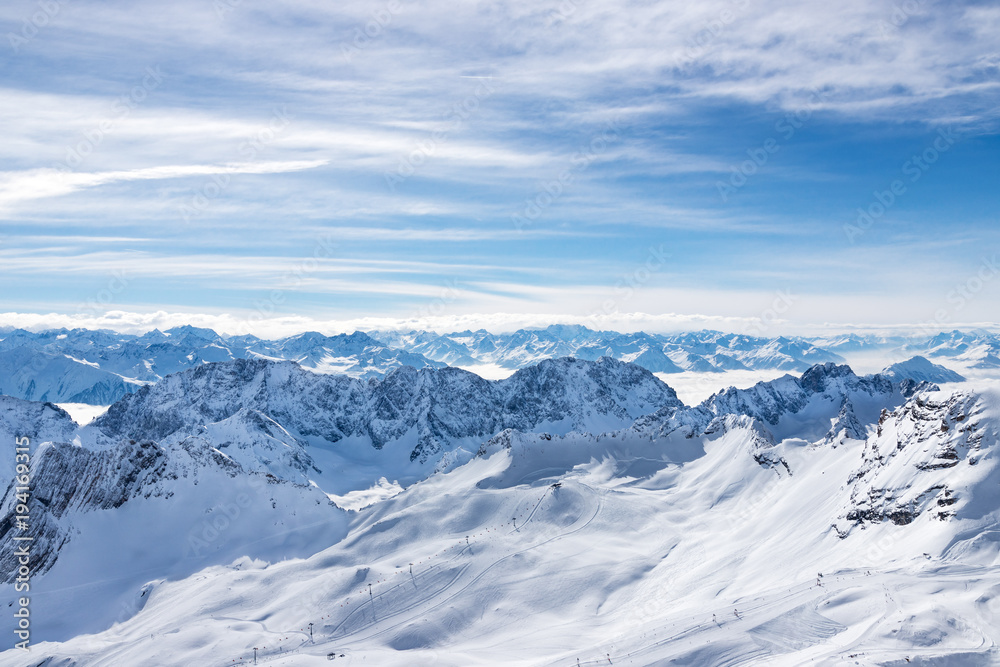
[1, 0, 997, 329]
[0, 160, 328, 210]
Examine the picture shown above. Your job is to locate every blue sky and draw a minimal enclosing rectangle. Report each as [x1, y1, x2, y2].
[1, 0, 998, 336]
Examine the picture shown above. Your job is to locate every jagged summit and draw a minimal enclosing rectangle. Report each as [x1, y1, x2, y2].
[93, 355, 681, 465]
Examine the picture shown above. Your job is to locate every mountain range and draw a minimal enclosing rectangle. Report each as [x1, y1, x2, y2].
[0, 326, 444, 405]
[0, 325, 982, 407]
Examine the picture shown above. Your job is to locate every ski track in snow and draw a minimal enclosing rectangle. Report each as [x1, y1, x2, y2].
[206, 487, 997, 667]
[218, 483, 601, 665]
[551, 565, 998, 666]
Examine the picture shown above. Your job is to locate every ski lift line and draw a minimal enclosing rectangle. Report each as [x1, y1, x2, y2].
[221, 487, 584, 665]
[403, 491, 604, 629]
[329, 562, 474, 641]
[221, 567, 884, 666]
[329, 493, 603, 650]
[328, 545, 477, 639]
[509, 488, 553, 534]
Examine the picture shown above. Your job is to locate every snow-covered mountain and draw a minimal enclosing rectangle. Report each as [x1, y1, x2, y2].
[6, 325, 1000, 409]
[245, 330, 446, 377]
[763, 330, 1000, 375]
[0, 347, 142, 404]
[0, 435, 349, 640]
[0, 327, 444, 405]
[372, 326, 847, 374]
[0, 354, 678, 600]
[2, 356, 997, 665]
[882, 355, 967, 384]
[5, 323, 1000, 665]
[809, 332, 911, 353]
[699, 362, 912, 442]
[0, 397, 77, 481]
[836, 389, 989, 533]
[0, 355, 680, 644]
[815, 330, 1000, 370]
[919, 330, 1000, 369]
[93, 356, 682, 469]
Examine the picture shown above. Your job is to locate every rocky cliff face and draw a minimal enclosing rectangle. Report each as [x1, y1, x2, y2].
[836, 390, 991, 534]
[700, 363, 907, 442]
[0, 396, 77, 480]
[0, 435, 346, 584]
[1, 439, 179, 581]
[93, 356, 683, 463]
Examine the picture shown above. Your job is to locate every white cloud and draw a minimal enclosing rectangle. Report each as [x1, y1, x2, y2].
[0, 161, 328, 211]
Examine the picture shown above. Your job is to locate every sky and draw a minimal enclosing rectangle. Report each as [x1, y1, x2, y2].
[1, 0, 999, 337]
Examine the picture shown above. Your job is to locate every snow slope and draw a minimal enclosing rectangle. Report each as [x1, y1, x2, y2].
[0, 436, 349, 642]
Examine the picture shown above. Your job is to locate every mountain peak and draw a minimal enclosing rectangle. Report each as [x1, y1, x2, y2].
[799, 362, 857, 391]
[164, 325, 221, 341]
[882, 356, 966, 384]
